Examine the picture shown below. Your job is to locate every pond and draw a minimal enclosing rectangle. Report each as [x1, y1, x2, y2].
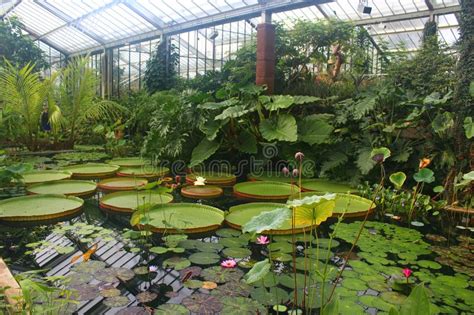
[0, 154, 472, 315]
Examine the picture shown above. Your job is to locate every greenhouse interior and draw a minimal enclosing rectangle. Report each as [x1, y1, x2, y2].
[0, 0, 472, 314]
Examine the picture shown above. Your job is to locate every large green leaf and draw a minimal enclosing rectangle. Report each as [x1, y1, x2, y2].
[463, 117, 473, 139]
[198, 99, 239, 110]
[432, 112, 454, 135]
[264, 95, 294, 111]
[398, 284, 432, 315]
[423, 92, 451, 105]
[236, 130, 257, 154]
[293, 96, 322, 104]
[242, 206, 291, 234]
[189, 138, 220, 167]
[215, 105, 250, 120]
[200, 119, 226, 141]
[244, 259, 271, 284]
[259, 114, 297, 142]
[298, 114, 334, 145]
[320, 152, 348, 176]
[356, 147, 376, 175]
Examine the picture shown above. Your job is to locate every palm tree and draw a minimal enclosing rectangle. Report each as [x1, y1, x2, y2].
[0, 60, 61, 150]
[58, 57, 126, 145]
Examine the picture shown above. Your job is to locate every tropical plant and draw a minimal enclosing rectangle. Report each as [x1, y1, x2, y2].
[144, 38, 180, 93]
[57, 57, 126, 145]
[0, 61, 60, 150]
[0, 17, 48, 72]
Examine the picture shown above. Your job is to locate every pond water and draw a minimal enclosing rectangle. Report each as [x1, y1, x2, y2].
[0, 155, 472, 315]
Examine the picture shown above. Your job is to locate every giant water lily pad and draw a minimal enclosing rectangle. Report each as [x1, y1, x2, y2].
[18, 170, 72, 184]
[247, 171, 294, 183]
[98, 177, 148, 192]
[182, 294, 223, 314]
[139, 203, 225, 233]
[201, 266, 244, 283]
[234, 181, 300, 200]
[186, 172, 236, 186]
[0, 194, 84, 222]
[108, 157, 150, 167]
[181, 185, 223, 199]
[226, 202, 314, 234]
[290, 192, 373, 218]
[155, 304, 190, 315]
[117, 166, 169, 179]
[62, 163, 119, 179]
[189, 252, 220, 265]
[27, 180, 97, 198]
[100, 190, 173, 213]
[300, 179, 356, 193]
[220, 296, 268, 314]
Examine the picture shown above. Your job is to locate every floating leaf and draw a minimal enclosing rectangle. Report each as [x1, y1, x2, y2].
[163, 257, 191, 270]
[210, 281, 251, 297]
[222, 247, 251, 259]
[103, 296, 130, 308]
[70, 284, 100, 301]
[216, 228, 242, 238]
[116, 307, 149, 315]
[244, 259, 271, 284]
[413, 168, 435, 183]
[182, 293, 223, 314]
[201, 266, 244, 283]
[155, 304, 190, 315]
[189, 252, 220, 265]
[184, 280, 203, 289]
[251, 287, 289, 306]
[219, 296, 267, 315]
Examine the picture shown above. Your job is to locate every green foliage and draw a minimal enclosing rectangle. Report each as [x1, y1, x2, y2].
[0, 17, 48, 72]
[389, 284, 432, 315]
[244, 259, 271, 284]
[242, 206, 291, 234]
[144, 39, 179, 93]
[389, 172, 407, 189]
[0, 61, 59, 150]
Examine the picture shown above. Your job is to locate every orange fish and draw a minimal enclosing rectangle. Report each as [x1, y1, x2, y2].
[71, 243, 99, 263]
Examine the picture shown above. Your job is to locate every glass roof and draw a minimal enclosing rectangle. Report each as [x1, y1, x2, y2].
[2, 0, 461, 56]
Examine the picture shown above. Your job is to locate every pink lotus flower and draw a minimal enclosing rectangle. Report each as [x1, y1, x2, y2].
[221, 259, 237, 268]
[282, 167, 289, 176]
[295, 152, 305, 161]
[256, 235, 270, 245]
[292, 169, 299, 177]
[402, 268, 412, 283]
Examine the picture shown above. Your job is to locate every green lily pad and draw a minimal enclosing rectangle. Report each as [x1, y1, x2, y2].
[278, 273, 307, 289]
[339, 299, 365, 315]
[211, 281, 252, 298]
[163, 257, 191, 270]
[219, 237, 248, 248]
[201, 266, 244, 283]
[155, 304, 190, 315]
[341, 278, 368, 291]
[290, 283, 331, 309]
[250, 287, 289, 306]
[136, 291, 158, 303]
[100, 287, 121, 298]
[222, 247, 252, 258]
[216, 228, 242, 238]
[103, 296, 131, 308]
[254, 273, 279, 288]
[417, 260, 442, 270]
[194, 241, 224, 253]
[367, 281, 390, 292]
[380, 291, 407, 304]
[238, 260, 257, 269]
[268, 242, 294, 253]
[220, 296, 268, 315]
[179, 266, 202, 279]
[70, 284, 100, 301]
[334, 286, 358, 297]
[312, 238, 340, 248]
[64, 272, 93, 286]
[71, 261, 106, 274]
[133, 266, 149, 275]
[182, 293, 223, 314]
[435, 275, 469, 288]
[292, 256, 325, 271]
[95, 269, 119, 283]
[271, 252, 293, 262]
[189, 252, 220, 265]
[358, 295, 395, 311]
[183, 280, 204, 289]
[178, 239, 200, 249]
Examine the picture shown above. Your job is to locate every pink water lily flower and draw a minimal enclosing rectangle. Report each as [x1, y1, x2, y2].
[256, 235, 270, 245]
[402, 268, 412, 283]
[149, 265, 158, 272]
[221, 259, 237, 268]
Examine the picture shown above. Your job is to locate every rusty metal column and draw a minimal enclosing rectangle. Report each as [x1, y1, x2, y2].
[256, 11, 275, 94]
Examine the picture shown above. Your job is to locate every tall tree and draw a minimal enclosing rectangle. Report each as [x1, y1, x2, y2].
[144, 37, 179, 93]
